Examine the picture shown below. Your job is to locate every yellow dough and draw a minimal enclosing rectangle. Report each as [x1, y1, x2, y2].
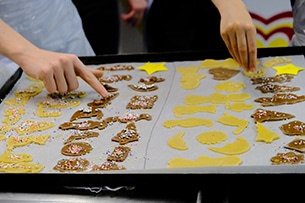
[225, 102, 255, 112]
[38, 99, 81, 108]
[37, 106, 61, 117]
[167, 155, 242, 168]
[208, 136, 250, 155]
[200, 58, 240, 69]
[197, 130, 227, 144]
[3, 107, 25, 124]
[173, 104, 218, 117]
[262, 56, 292, 68]
[0, 135, 6, 141]
[177, 66, 206, 90]
[4, 96, 31, 106]
[14, 120, 55, 135]
[216, 112, 248, 135]
[227, 93, 251, 102]
[209, 92, 229, 104]
[168, 131, 188, 150]
[0, 124, 12, 134]
[255, 122, 280, 143]
[214, 80, 246, 92]
[0, 162, 44, 173]
[163, 117, 213, 128]
[184, 94, 210, 105]
[184, 93, 251, 105]
[0, 150, 32, 163]
[6, 134, 50, 150]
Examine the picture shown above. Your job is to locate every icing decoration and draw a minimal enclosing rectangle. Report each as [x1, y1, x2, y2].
[273, 63, 305, 75]
[138, 62, 168, 75]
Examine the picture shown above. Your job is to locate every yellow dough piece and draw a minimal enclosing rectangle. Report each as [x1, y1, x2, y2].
[214, 80, 246, 92]
[208, 136, 250, 155]
[14, 86, 43, 98]
[4, 96, 30, 106]
[6, 134, 50, 150]
[163, 117, 213, 128]
[184, 94, 210, 105]
[0, 124, 12, 134]
[38, 99, 81, 108]
[197, 130, 227, 144]
[262, 56, 292, 68]
[173, 104, 218, 117]
[0, 135, 6, 141]
[177, 66, 206, 90]
[0, 162, 44, 173]
[0, 150, 32, 163]
[37, 106, 62, 117]
[216, 112, 248, 135]
[227, 93, 251, 102]
[168, 131, 188, 150]
[255, 122, 280, 144]
[14, 120, 55, 135]
[3, 107, 25, 124]
[243, 68, 266, 78]
[225, 102, 255, 112]
[209, 92, 229, 104]
[167, 155, 242, 168]
[200, 58, 240, 69]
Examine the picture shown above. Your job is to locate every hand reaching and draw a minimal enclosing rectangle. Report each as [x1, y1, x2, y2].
[121, 0, 148, 27]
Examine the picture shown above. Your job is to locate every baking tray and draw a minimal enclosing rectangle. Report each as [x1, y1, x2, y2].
[1, 47, 305, 192]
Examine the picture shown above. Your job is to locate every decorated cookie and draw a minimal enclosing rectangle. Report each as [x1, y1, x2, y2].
[91, 161, 126, 171]
[251, 108, 295, 123]
[126, 95, 158, 109]
[254, 93, 305, 107]
[112, 112, 152, 123]
[59, 120, 108, 131]
[102, 83, 119, 92]
[255, 84, 300, 94]
[251, 74, 294, 85]
[64, 130, 99, 144]
[270, 152, 304, 165]
[284, 139, 305, 153]
[128, 83, 158, 92]
[107, 146, 131, 162]
[280, 120, 305, 136]
[99, 74, 132, 83]
[70, 107, 103, 121]
[87, 92, 119, 108]
[61, 142, 93, 156]
[53, 157, 89, 172]
[97, 64, 134, 71]
[111, 122, 139, 145]
[47, 91, 87, 99]
[138, 76, 165, 84]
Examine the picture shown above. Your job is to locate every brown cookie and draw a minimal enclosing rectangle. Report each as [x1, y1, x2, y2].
[280, 120, 305, 136]
[255, 84, 300, 94]
[113, 113, 152, 123]
[61, 142, 93, 156]
[111, 122, 139, 145]
[87, 93, 119, 108]
[251, 108, 295, 123]
[128, 83, 158, 92]
[59, 120, 108, 131]
[53, 157, 89, 172]
[107, 146, 131, 162]
[64, 130, 99, 144]
[138, 76, 165, 84]
[97, 65, 134, 71]
[91, 161, 126, 171]
[47, 91, 87, 99]
[251, 74, 294, 85]
[70, 107, 103, 121]
[254, 93, 305, 106]
[99, 74, 132, 83]
[126, 95, 158, 109]
[270, 152, 304, 165]
[284, 138, 305, 153]
[208, 67, 240, 80]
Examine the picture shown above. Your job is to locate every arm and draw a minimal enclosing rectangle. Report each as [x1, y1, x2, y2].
[0, 19, 109, 97]
[120, 0, 148, 27]
[211, 0, 257, 72]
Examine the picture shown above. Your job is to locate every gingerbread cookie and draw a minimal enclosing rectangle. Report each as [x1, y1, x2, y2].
[99, 74, 132, 83]
[53, 157, 89, 172]
[128, 83, 158, 92]
[255, 84, 300, 94]
[284, 138, 305, 153]
[251, 108, 295, 123]
[102, 83, 118, 92]
[126, 95, 158, 109]
[138, 76, 165, 84]
[111, 122, 139, 145]
[112, 113, 152, 123]
[64, 130, 99, 144]
[70, 107, 103, 121]
[107, 146, 131, 162]
[91, 161, 126, 171]
[208, 67, 240, 80]
[251, 74, 294, 85]
[254, 93, 305, 107]
[59, 120, 108, 131]
[280, 120, 305, 136]
[270, 152, 304, 165]
[87, 92, 119, 108]
[97, 64, 134, 71]
[61, 142, 93, 156]
[47, 91, 87, 99]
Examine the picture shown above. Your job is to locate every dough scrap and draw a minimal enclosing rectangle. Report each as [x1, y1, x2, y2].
[168, 131, 188, 150]
[208, 136, 250, 155]
[255, 122, 280, 143]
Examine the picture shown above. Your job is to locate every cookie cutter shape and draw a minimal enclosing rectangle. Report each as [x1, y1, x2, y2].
[111, 122, 139, 145]
[251, 108, 295, 123]
[284, 138, 305, 153]
[61, 142, 93, 156]
[70, 107, 104, 121]
[107, 146, 131, 162]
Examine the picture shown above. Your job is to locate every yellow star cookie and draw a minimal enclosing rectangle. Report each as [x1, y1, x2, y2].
[138, 62, 168, 75]
[273, 63, 305, 75]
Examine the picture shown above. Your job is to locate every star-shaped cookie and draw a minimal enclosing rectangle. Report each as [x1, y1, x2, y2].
[273, 63, 305, 75]
[138, 62, 168, 75]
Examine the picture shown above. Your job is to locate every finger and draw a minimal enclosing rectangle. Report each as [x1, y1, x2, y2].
[53, 67, 68, 94]
[63, 63, 79, 92]
[89, 68, 104, 79]
[246, 31, 257, 72]
[223, 33, 241, 66]
[236, 31, 249, 71]
[43, 73, 57, 93]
